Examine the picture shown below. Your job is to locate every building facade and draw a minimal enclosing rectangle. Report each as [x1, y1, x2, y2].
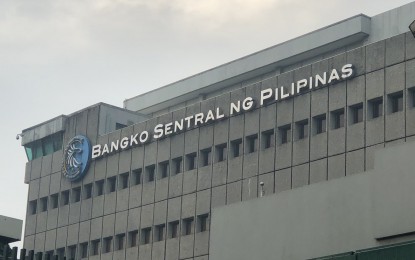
[21, 2, 415, 260]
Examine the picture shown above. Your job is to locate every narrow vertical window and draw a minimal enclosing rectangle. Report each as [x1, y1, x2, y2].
[83, 183, 93, 199]
[119, 172, 129, 189]
[107, 177, 117, 193]
[95, 180, 104, 196]
[158, 161, 169, 179]
[389, 91, 404, 113]
[331, 109, 345, 129]
[145, 165, 155, 182]
[131, 169, 142, 185]
[230, 139, 242, 158]
[197, 214, 209, 233]
[80, 242, 88, 258]
[50, 193, 59, 209]
[368, 98, 383, 119]
[168, 221, 179, 239]
[103, 236, 113, 253]
[296, 120, 309, 140]
[313, 114, 327, 135]
[116, 233, 125, 250]
[215, 143, 227, 162]
[155, 224, 166, 242]
[350, 103, 363, 124]
[246, 134, 258, 153]
[200, 148, 212, 166]
[39, 197, 48, 212]
[61, 190, 70, 206]
[141, 227, 152, 245]
[128, 230, 138, 247]
[72, 187, 81, 203]
[261, 130, 274, 149]
[29, 200, 37, 215]
[186, 153, 197, 170]
[172, 157, 182, 175]
[90, 240, 100, 256]
[278, 125, 291, 144]
[182, 217, 194, 236]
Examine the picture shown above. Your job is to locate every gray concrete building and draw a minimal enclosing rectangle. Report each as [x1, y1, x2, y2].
[20, 2, 415, 259]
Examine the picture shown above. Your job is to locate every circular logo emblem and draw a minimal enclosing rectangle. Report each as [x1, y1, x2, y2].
[62, 135, 92, 182]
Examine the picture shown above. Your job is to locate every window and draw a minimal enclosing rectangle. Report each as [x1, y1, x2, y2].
[115, 123, 127, 130]
[246, 134, 258, 153]
[83, 184, 92, 199]
[103, 236, 113, 253]
[410, 87, 415, 108]
[215, 143, 227, 162]
[141, 227, 152, 245]
[313, 114, 326, 135]
[368, 98, 383, 119]
[168, 221, 179, 239]
[155, 224, 165, 242]
[116, 233, 125, 250]
[45, 251, 53, 259]
[29, 200, 37, 215]
[279, 125, 291, 144]
[350, 103, 364, 124]
[200, 148, 212, 166]
[61, 190, 70, 206]
[39, 197, 48, 212]
[261, 130, 274, 149]
[131, 169, 142, 185]
[56, 248, 65, 259]
[23, 132, 63, 161]
[145, 165, 155, 182]
[119, 172, 129, 189]
[90, 240, 100, 256]
[172, 157, 182, 175]
[128, 230, 138, 247]
[67, 245, 76, 259]
[197, 214, 209, 233]
[71, 187, 81, 203]
[50, 193, 59, 209]
[230, 139, 242, 158]
[159, 161, 169, 179]
[389, 91, 404, 113]
[296, 120, 309, 140]
[107, 176, 116, 193]
[186, 153, 197, 171]
[182, 217, 194, 236]
[80, 242, 88, 258]
[95, 180, 104, 196]
[331, 109, 345, 129]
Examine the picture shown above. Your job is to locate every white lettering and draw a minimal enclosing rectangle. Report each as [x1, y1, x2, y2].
[341, 64, 354, 79]
[91, 145, 101, 159]
[102, 144, 109, 156]
[194, 113, 204, 126]
[165, 122, 173, 135]
[315, 72, 327, 87]
[216, 107, 225, 119]
[110, 140, 119, 153]
[184, 115, 194, 128]
[139, 131, 149, 143]
[328, 69, 340, 84]
[205, 110, 215, 123]
[242, 97, 254, 111]
[120, 137, 129, 149]
[230, 101, 241, 115]
[130, 133, 139, 146]
[174, 119, 184, 132]
[296, 79, 308, 93]
[260, 88, 273, 105]
[153, 124, 164, 139]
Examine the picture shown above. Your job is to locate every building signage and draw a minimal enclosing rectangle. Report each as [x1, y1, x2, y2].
[62, 135, 92, 182]
[87, 64, 354, 161]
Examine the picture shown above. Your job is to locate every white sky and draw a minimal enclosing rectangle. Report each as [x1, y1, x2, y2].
[1, 0, 414, 249]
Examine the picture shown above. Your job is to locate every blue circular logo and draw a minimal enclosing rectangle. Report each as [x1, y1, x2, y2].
[62, 135, 92, 182]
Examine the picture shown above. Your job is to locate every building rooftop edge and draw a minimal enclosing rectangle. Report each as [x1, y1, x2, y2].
[123, 14, 371, 113]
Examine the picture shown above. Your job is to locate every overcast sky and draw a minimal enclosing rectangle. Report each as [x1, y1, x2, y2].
[1, 0, 413, 248]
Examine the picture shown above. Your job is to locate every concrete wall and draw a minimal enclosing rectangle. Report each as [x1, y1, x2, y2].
[210, 141, 415, 260]
[22, 31, 415, 260]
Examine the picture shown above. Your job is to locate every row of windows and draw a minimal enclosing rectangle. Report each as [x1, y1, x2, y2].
[24, 132, 63, 161]
[45, 214, 208, 259]
[28, 90, 415, 214]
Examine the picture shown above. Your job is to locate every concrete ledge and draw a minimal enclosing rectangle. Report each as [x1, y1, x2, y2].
[124, 15, 371, 114]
